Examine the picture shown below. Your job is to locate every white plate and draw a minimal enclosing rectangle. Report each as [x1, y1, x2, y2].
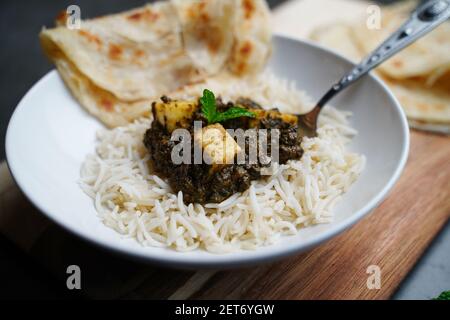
[5, 36, 409, 268]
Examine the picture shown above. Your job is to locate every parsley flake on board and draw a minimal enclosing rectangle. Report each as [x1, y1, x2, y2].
[433, 290, 450, 300]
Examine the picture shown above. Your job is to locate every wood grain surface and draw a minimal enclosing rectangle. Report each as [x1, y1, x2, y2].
[0, 0, 449, 300]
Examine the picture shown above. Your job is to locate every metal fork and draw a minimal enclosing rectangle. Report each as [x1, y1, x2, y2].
[297, 0, 450, 137]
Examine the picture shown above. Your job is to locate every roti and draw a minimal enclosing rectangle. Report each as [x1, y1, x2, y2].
[228, 0, 272, 75]
[383, 76, 450, 125]
[310, 23, 361, 62]
[351, 2, 450, 81]
[308, 1, 450, 133]
[40, 0, 272, 127]
[171, 0, 235, 74]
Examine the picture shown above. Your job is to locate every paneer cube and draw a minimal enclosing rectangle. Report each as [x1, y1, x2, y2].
[153, 100, 197, 132]
[194, 123, 241, 166]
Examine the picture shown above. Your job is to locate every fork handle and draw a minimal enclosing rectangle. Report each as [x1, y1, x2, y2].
[317, 0, 450, 108]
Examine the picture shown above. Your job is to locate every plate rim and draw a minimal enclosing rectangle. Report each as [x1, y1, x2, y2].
[5, 35, 410, 268]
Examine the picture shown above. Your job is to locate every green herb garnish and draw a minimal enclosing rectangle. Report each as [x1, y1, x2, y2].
[200, 89, 256, 124]
[433, 290, 450, 300]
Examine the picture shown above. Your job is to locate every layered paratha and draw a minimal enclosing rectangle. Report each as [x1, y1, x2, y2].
[351, 2, 450, 82]
[171, 0, 235, 74]
[40, 0, 272, 127]
[310, 23, 361, 63]
[228, 0, 272, 75]
[309, 1, 450, 133]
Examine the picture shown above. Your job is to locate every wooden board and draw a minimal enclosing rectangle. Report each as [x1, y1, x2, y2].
[0, 0, 449, 299]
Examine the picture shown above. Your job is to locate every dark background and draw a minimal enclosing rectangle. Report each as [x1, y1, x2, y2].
[0, 0, 431, 300]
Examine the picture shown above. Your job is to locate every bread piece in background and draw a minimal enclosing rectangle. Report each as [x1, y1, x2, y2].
[310, 23, 361, 63]
[352, 2, 450, 82]
[309, 1, 450, 134]
[40, 0, 272, 128]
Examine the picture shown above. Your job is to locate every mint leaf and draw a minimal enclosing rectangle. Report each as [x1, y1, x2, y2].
[200, 89, 217, 124]
[214, 106, 256, 123]
[433, 290, 450, 300]
[199, 89, 256, 125]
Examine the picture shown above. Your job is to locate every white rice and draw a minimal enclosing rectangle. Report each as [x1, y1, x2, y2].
[80, 72, 365, 253]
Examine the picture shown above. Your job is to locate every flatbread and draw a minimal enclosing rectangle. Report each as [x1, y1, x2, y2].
[382, 75, 450, 124]
[53, 55, 151, 127]
[228, 0, 272, 75]
[351, 3, 450, 81]
[41, 2, 201, 127]
[40, 0, 272, 128]
[408, 119, 450, 135]
[171, 0, 236, 74]
[41, 3, 202, 103]
[308, 2, 450, 133]
[310, 23, 361, 62]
